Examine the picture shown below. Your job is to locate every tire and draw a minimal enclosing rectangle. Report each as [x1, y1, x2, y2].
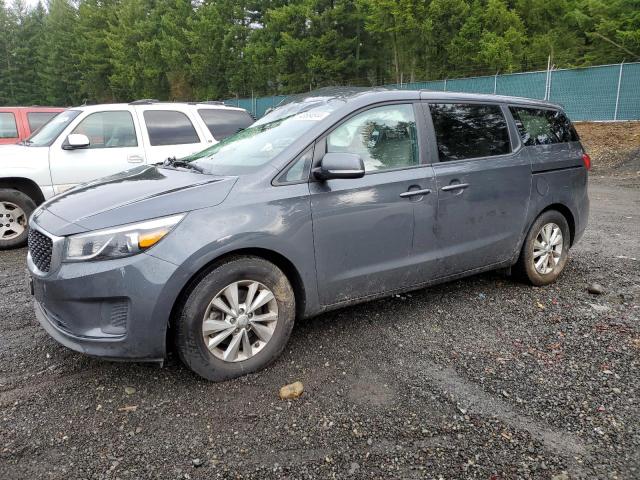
[175, 256, 296, 381]
[514, 210, 571, 286]
[0, 188, 36, 250]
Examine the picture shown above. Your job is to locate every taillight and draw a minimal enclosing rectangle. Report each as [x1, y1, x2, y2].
[582, 153, 591, 170]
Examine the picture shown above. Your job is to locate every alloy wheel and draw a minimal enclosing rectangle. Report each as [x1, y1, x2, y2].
[0, 201, 27, 241]
[202, 280, 278, 362]
[532, 222, 563, 275]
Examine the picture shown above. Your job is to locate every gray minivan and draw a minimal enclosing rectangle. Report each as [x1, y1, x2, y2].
[27, 89, 590, 381]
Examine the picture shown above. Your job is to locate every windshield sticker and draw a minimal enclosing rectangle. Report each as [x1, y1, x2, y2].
[293, 111, 330, 121]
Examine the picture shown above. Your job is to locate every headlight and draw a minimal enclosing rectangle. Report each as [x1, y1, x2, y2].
[64, 214, 184, 262]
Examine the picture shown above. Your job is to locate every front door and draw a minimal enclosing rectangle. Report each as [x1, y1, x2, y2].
[424, 102, 531, 278]
[49, 110, 146, 193]
[310, 103, 437, 305]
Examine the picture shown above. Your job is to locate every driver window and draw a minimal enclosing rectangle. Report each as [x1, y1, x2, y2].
[327, 104, 418, 172]
[71, 111, 138, 149]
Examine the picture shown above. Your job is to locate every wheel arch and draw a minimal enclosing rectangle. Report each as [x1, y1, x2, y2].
[166, 247, 307, 349]
[0, 177, 46, 205]
[539, 203, 576, 246]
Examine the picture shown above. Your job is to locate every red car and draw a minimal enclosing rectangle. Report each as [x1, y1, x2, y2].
[0, 107, 65, 145]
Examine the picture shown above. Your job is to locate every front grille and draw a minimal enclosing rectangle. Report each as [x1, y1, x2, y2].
[28, 228, 53, 272]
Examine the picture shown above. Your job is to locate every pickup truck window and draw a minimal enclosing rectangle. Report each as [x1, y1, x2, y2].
[27, 112, 59, 133]
[0, 112, 18, 139]
[197, 109, 254, 140]
[71, 111, 138, 149]
[26, 110, 81, 147]
[143, 110, 200, 146]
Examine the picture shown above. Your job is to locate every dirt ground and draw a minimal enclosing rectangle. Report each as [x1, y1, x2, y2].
[0, 123, 639, 479]
[575, 121, 640, 176]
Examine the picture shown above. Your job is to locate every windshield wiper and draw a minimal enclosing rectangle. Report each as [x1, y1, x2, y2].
[20, 139, 33, 146]
[161, 156, 206, 174]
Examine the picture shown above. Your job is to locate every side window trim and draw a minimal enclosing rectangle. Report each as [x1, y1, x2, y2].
[425, 100, 515, 164]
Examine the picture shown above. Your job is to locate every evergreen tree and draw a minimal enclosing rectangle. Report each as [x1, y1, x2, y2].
[0, 0, 17, 104]
[39, 0, 81, 105]
[76, 0, 118, 103]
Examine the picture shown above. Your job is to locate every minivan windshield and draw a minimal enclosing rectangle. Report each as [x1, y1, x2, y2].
[181, 101, 341, 176]
[24, 110, 81, 147]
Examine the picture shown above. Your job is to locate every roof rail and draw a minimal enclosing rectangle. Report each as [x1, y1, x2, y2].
[129, 99, 159, 105]
[198, 100, 226, 105]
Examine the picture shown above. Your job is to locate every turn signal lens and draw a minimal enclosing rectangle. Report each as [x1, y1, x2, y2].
[138, 229, 169, 248]
[582, 153, 591, 170]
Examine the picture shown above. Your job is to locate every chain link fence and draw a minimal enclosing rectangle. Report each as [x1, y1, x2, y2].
[225, 62, 640, 121]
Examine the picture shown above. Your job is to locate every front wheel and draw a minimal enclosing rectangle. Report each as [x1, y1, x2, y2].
[0, 189, 36, 250]
[515, 210, 571, 286]
[175, 256, 296, 381]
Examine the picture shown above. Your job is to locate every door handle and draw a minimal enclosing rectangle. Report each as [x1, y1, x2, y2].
[441, 183, 469, 192]
[400, 188, 431, 198]
[127, 154, 144, 163]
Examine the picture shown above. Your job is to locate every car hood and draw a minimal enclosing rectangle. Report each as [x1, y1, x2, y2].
[34, 165, 237, 236]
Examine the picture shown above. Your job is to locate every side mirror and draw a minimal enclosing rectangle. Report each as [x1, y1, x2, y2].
[313, 152, 365, 181]
[63, 133, 90, 150]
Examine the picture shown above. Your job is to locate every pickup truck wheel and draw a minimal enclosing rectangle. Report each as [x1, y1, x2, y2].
[175, 256, 296, 381]
[515, 210, 570, 286]
[0, 189, 36, 249]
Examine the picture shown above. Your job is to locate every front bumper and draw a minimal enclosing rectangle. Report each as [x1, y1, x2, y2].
[29, 250, 179, 362]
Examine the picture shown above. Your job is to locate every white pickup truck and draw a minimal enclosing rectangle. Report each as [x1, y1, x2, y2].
[0, 100, 254, 248]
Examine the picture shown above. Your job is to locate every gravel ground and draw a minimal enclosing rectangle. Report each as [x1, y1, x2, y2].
[0, 174, 638, 480]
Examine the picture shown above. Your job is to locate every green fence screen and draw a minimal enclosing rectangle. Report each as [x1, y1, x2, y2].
[226, 62, 640, 121]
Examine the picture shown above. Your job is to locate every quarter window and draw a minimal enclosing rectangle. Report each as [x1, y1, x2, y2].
[429, 103, 511, 161]
[327, 104, 418, 172]
[27, 112, 59, 133]
[277, 148, 313, 184]
[0, 112, 18, 139]
[198, 109, 254, 140]
[510, 106, 579, 146]
[71, 111, 138, 149]
[143, 110, 200, 146]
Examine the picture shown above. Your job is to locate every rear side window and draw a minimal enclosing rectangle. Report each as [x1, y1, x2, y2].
[509, 106, 579, 146]
[27, 112, 59, 132]
[143, 110, 200, 146]
[198, 109, 254, 140]
[429, 103, 511, 161]
[0, 112, 18, 138]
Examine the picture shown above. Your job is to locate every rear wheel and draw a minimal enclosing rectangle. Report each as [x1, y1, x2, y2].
[175, 256, 296, 381]
[515, 210, 571, 286]
[0, 189, 36, 249]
